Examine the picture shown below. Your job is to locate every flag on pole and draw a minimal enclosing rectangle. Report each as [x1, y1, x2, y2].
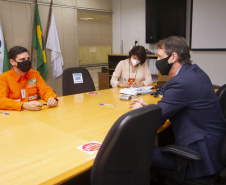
[32, 4, 48, 80]
[46, 11, 64, 80]
[0, 20, 10, 75]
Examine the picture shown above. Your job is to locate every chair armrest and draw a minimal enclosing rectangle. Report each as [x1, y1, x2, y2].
[161, 145, 202, 161]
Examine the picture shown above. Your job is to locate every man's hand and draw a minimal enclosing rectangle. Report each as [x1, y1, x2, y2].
[47, 98, 58, 108]
[118, 82, 130, 88]
[22, 101, 43, 111]
[129, 98, 147, 109]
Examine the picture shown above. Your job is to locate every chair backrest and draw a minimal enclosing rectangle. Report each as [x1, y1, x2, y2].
[62, 67, 95, 96]
[221, 135, 226, 165]
[90, 104, 162, 185]
[216, 84, 226, 165]
[216, 84, 226, 118]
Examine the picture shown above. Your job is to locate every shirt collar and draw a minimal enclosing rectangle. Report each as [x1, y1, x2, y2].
[175, 66, 182, 76]
[10, 68, 30, 82]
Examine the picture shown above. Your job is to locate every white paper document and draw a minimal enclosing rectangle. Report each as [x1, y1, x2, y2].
[119, 86, 153, 96]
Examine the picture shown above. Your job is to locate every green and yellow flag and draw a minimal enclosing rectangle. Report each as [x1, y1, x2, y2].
[32, 4, 48, 80]
[0, 19, 10, 75]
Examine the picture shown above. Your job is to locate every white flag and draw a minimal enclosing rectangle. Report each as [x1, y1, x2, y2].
[46, 11, 64, 80]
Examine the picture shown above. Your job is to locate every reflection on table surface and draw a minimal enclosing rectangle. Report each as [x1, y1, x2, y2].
[0, 87, 167, 185]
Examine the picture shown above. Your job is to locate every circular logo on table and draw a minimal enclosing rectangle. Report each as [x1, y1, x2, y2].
[87, 92, 99, 95]
[82, 142, 101, 152]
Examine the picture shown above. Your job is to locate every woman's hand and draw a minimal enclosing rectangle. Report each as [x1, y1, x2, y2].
[132, 81, 144, 88]
[117, 82, 130, 88]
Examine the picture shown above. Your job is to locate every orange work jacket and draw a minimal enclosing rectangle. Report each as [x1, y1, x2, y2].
[0, 69, 57, 111]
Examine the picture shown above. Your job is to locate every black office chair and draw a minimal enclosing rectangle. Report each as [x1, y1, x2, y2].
[62, 67, 96, 96]
[216, 84, 226, 184]
[216, 84, 226, 118]
[90, 104, 162, 185]
[153, 85, 226, 185]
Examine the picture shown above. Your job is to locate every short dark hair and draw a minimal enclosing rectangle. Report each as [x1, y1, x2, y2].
[129, 46, 147, 64]
[8, 46, 29, 60]
[157, 36, 192, 64]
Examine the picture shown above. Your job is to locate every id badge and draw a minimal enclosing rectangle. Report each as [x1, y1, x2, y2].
[128, 78, 135, 85]
[21, 89, 26, 99]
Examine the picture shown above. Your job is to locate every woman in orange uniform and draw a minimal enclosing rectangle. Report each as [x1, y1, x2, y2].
[0, 46, 58, 111]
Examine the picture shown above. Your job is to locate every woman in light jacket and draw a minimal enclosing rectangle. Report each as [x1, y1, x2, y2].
[110, 46, 153, 88]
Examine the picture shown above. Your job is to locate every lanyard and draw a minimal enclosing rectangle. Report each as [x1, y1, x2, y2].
[129, 60, 138, 80]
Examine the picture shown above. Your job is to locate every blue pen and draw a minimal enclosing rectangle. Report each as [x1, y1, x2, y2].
[100, 103, 115, 107]
[124, 78, 126, 82]
[0, 112, 9, 115]
[131, 82, 135, 88]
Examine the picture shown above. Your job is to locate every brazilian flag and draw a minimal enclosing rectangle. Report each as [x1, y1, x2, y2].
[32, 4, 48, 80]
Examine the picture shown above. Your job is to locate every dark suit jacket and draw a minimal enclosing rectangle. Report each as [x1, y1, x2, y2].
[156, 63, 226, 179]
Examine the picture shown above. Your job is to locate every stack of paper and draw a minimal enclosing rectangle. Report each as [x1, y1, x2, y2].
[119, 86, 153, 96]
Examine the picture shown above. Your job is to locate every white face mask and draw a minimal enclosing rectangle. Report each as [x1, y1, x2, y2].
[131, 58, 140, 66]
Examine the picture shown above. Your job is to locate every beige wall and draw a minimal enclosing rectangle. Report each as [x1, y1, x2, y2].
[0, 0, 112, 96]
[112, 0, 226, 86]
[78, 10, 112, 66]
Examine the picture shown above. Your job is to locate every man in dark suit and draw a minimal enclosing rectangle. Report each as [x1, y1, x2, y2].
[130, 36, 226, 179]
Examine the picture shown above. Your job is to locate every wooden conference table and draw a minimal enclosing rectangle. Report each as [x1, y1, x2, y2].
[0, 88, 168, 185]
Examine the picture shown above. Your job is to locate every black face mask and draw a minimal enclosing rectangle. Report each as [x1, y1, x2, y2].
[16, 60, 31, 72]
[155, 55, 173, 75]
